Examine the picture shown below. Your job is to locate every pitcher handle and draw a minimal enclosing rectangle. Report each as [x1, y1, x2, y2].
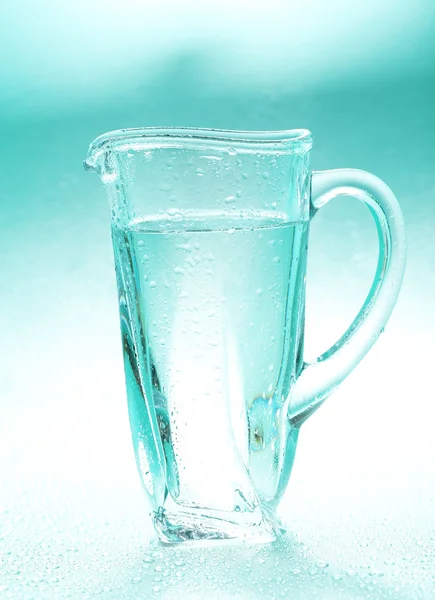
[289, 169, 406, 425]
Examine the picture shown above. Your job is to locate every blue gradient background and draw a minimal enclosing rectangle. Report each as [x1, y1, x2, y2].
[1, 2, 434, 598]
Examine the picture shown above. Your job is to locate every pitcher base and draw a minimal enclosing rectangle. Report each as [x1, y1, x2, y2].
[153, 506, 283, 545]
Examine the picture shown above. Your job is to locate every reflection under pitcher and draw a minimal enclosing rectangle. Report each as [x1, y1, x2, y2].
[85, 128, 406, 544]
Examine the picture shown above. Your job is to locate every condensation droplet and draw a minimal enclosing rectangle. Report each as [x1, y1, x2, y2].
[317, 560, 329, 569]
[167, 207, 182, 216]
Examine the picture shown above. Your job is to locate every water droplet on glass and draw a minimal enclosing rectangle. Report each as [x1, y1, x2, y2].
[272, 256, 280, 263]
[167, 207, 182, 217]
[196, 168, 205, 176]
[262, 171, 270, 179]
[149, 281, 157, 288]
[224, 195, 236, 203]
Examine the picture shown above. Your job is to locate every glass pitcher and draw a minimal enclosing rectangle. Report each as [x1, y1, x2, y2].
[84, 128, 406, 544]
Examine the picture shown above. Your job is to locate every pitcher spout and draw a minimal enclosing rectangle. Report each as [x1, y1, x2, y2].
[83, 129, 122, 175]
[83, 138, 106, 174]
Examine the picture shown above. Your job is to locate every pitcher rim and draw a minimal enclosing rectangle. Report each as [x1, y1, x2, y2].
[84, 127, 312, 171]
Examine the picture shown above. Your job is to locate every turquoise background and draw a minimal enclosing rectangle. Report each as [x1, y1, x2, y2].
[1, 2, 434, 598]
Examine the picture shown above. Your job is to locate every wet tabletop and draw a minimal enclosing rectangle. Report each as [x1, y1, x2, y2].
[1, 76, 434, 599]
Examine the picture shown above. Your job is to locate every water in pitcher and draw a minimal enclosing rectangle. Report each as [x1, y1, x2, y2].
[112, 210, 308, 534]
